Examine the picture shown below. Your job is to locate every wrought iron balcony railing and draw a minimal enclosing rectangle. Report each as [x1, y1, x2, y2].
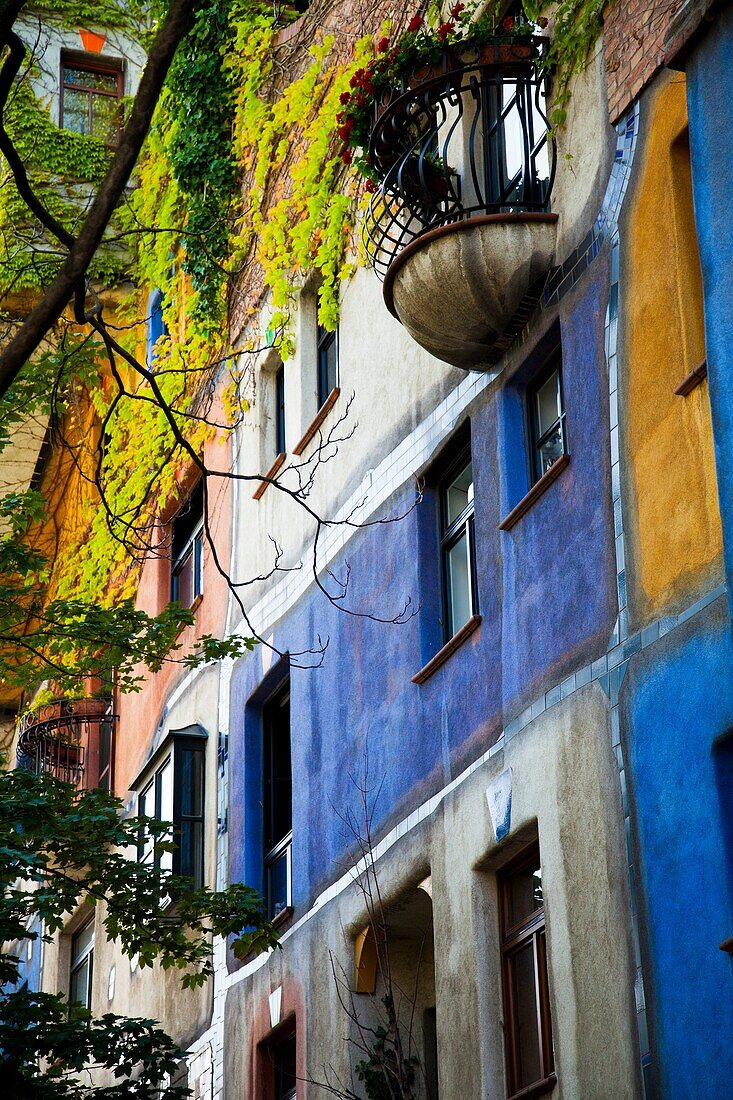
[363, 36, 556, 278]
[16, 698, 116, 791]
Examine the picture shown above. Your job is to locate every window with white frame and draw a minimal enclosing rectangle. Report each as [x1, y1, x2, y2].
[136, 728, 206, 890]
[439, 450, 477, 641]
[527, 350, 566, 483]
[69, 917, 94, 1010]
[171, 481, 204, 607]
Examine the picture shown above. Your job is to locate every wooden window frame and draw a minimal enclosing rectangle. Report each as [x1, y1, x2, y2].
[261, 1022, 297, 1100]
[439, 447, 478, 643]
[498, 845, 556, 1100]
[60, 52, 124, 147]
[527, 350, 567, 486]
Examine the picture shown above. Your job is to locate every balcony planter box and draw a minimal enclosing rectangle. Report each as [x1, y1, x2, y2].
[70, 697, 109, 717]
[398, 157, 456, 204]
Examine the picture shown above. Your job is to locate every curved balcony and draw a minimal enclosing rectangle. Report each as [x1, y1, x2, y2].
[16, 697, 116, 791]
[363, 37, 557, 370]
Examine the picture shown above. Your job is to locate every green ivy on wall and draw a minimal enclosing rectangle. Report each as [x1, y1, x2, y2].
[2, 0, 609, 627]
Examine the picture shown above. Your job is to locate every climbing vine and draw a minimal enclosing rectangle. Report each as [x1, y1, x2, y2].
[0, 0, 609, 693]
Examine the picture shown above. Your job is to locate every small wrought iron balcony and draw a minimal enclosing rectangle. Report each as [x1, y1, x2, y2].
[363, 36, 558, 369]
[16, 698, 116, 791]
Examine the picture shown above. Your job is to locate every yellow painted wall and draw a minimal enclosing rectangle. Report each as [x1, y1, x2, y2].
[623, 72, 723, 623]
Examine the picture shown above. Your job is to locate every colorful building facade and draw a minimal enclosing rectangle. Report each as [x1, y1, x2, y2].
[9, 1, 733, 1099]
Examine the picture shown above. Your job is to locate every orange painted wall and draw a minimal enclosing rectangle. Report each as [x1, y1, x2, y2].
[621, 71, 723, 626]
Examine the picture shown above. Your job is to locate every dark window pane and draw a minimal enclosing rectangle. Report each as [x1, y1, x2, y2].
[275, 366, 286, 454]
[98, 720, 112, 790]
[273, 1032, 297, 1100]
[172, 482, 204, 559]
[264, 688, 292, 852]
[509, 941, 542, 1090]
[181, 749, 203, 817]
[179, 819, 203, 884]
[446, 530, 472, 635]
[317, 326, 338, 406]
[444, 461, 473, 528]
[508, 861, 543, 929]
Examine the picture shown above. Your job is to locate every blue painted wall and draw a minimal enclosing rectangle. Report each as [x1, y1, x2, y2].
[227, 258, 617, 946]
[622, 599, 733, 1099]
[687, 4, 733, 598]
[618, 14, 733, 1095]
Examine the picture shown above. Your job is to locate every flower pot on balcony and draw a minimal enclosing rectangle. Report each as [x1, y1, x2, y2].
[383, 212, 558, 370]
[70, 697, 109, 717]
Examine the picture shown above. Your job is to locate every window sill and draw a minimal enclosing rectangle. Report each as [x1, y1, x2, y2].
[498, 453, 570, 532]
[674, 359, 707, 396]
[272, 905, 294, 927]
[253, 452, 286, 500]
[508, 1073, 557, 1100]
[411, 614, 481, 685]
[292, 387, 340, 456]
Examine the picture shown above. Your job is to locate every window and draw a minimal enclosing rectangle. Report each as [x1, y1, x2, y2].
[171, 481, 204, 607]
[60, 54, 123, 146]
[136, 728, 206, 889]
[439, 452, 477, 640]
[275, 364, 286, 455]
[69, 918, 94, 1010]
[271, 1031, 297, 1100]
[528, 353, 566, 483]
[263, 682, 292, 921]
[317, 324, 338, 408]
[146, 289, 167, 369]
[498, 846, 555, 1100]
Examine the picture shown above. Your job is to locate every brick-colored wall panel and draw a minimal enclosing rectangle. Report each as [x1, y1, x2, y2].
[603, 0, 684, 121]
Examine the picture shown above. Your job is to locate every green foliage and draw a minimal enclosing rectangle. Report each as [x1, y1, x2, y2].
[354, 995, 419, 1100]
[0, 767, 278, 1096]
[165, 0, 239, 324]
[0, 489, 258, 694]
[0, 69, 120, 294]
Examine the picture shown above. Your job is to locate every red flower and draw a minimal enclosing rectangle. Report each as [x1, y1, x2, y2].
[341, 149, 353, 165]
[450, 2, 465, 16]
[501, 15, 515, 30]
[377, 36, 390, 52]
[437, 20, 454, 41]
[407, 13, 423, 32]
[365, 179, 377, 192]
[537, 15, 549, 27]
[339, 91, 351, 104]
[350, 67, 365, 88]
